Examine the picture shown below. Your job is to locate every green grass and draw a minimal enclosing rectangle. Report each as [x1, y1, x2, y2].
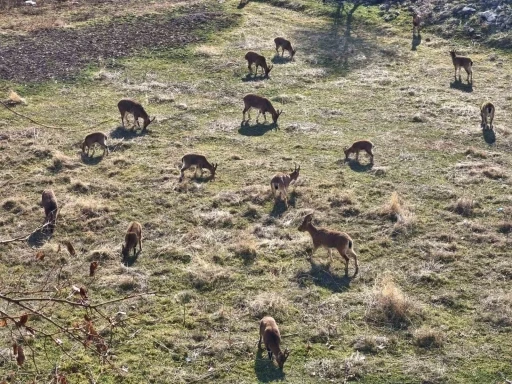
[1, 0, 512, 383]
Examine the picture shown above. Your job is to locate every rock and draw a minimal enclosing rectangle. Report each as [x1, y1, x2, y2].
[461, 6, 476, 15]
[176, 103, 188, 110]
[479, 10, 497, 23]
[412, 114, 425, 123]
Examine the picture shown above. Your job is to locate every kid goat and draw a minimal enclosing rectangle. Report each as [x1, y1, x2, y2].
[82, 132, 109, 157]
[258, 316, 290, 370]
[450, 50, 473, 83]
[118, 99, 155, 131]
[41, 189, 58, 233]
[245, 51, 273, 78]
[179, 154, 217, 182]
[344, 140, 374, 164]
[480, 101, 495, 130]
[270, 164, 300, 207]
[274, 37, 296, 59]
[122, 221, 142, 258]
[298, 213, 359, 276]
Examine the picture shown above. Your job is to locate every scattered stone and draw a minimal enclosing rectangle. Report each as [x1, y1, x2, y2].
[176, 103, 188, 110]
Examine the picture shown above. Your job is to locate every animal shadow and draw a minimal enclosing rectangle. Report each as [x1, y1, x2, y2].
[271, 55, 292, 64]
[269, 191, 297, 217]
[482, 128, 496, 145]
[27, 228, 52, 247]
[254, 347, 285, 383]
[296, 259, 353, 293]
[237, 0, 248, 8]
[411, 32, 421, 51]
[110, 125, 149, 140]
[122, 250, 140, 267]
[241, 73, 267, 82]
[81, 152, 105, 165]
[346, 159, 373, 172]
[450, 79, 473, 92]
[238, 121, 277, 136]
[190, 174, 215, 184]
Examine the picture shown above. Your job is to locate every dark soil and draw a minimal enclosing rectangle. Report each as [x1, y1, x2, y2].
[0, 4, 236, 83]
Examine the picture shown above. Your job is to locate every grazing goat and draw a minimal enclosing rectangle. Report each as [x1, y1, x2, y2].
[270, 164, 300, 207]
[344, 140, 374, 164]
[179, 154, 217, 182]
[258, 316, 290, 370]
[41, 189, 58, 233]
[245, 52, 273, 78]
[82, 132, 109, 157]
[412, 12, 421, 33]
[122, 221, 142, 258]
[274, 37, 296, 59]
[480, 102, 495, 130]
[298, 213, 359, 276]
[450, 50, 473, 82]
[118, 99, 155, 131]
[242, 94, 282, 124]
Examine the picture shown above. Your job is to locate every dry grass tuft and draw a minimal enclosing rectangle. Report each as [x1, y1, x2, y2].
[186, 261, 233, 292]
[482, 167, 507, 180]
[450, 196, 475, 217]
[2, 197, 27, 214]
[366, 275, 423, 329]
[352, 335, 391, 353]
[413, 326, 446, 348]
[305, 353, 366, 380]
[229, 239, 257, 264]
[50, 151, 82, 171]
[481, 291, 512, 327]
[464, 147, 487, 159]
[248, 292, 293, 321]
[379, 192, 415, 234]
[197, 209, 233, 228]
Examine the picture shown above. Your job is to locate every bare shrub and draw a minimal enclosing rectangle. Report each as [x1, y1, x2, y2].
[413, 326, 445, 348]
[365, 275, 423, 329]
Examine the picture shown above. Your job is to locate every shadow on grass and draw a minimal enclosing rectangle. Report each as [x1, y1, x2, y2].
[81, 152, 105, 165]
[27, 228, 52, 248]
[269, 191, 297, 217]
[241, 73, 268, 82]
[254, 347, 285, 383]
[411, 32, 421, 51]
[296, 259, 353, 293]
[110, 125, 149, 140]
[122, 250, 140, 267]
[482, 128, 496, 145]
[271, 55, 292, 64]
[346, 159, 373, 172]
[237, 0, 249, 9]
[450, 79, 473, 92]
[238, 121, 277, 136]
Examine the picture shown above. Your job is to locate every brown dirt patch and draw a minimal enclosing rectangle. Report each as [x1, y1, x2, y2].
[0, 4, 236, 82]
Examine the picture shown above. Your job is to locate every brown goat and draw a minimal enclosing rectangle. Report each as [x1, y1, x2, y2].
[179, 154, 217, 182]
[450, 50, 473, 82]
[41, 189, 58, 233]
[258, 316, 290, 370]
[245, 51, 273, 78]
[298, 213, 359, 276]
[344, 140, 374, 164]
[118, 99, 155, 131]
[480, 102, 495, 130]
[82, 132, 109, 157]
[412, 13, 421, 33]
[242, 94, 282, 124]
[270, 164, 300, 207]
[122, 221, 142, 258]
[274, 37, 296, 59]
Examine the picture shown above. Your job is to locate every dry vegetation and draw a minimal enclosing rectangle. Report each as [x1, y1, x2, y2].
[0, 0, 512, 383]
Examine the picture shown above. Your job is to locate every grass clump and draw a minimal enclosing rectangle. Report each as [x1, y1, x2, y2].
[305, 353, 366, 381]
[379, 192, 415, 235]
[481, 291, 512, 327]
[413, 326, 446, 348]
[450, 196, 475, 217]
[248, 292, 292, 321]
[230, 239, 257, 264]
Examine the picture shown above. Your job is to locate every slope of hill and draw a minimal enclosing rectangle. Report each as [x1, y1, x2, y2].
[0, 0, 511, 383]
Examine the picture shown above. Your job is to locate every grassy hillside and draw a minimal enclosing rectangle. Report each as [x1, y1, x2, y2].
[0, 0, 511, 383]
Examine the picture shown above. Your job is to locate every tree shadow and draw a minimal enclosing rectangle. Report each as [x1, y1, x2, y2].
[450, 79, 473, 92]
[346, 159, 373, 172]
[110, 125, 149, 140]
[254, 347, 285, 383]
[241, 73, 268, 82]
[411, 32, 421, 51]
[238, 121, 277, 136]
[271, 55, 292, 64]
[295, 259, 353, 293]
[122, 250, 140, 267]
[482, 128, 496, 145]
[27, 228, 51, 247]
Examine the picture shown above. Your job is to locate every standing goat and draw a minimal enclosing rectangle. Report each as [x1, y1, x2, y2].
[242, 94, 282, 124]
[344, 140, 374, 164]
[245, 52, 273, 78]
[412, 12, 421, 34]
[258, 316, 290, 370]
[298, 213, 359, 276]
[118, 99, 155, 131]
[41, 189, 58, 233]
[450, 50, 473, 82]
[270, 164, 300, 207]
[480, 102, 495, 130]
[122, 221, 142, 258]
[82, 132, 109, 157]
[179, 154, 217, 182]
[274, 37, 296, 59]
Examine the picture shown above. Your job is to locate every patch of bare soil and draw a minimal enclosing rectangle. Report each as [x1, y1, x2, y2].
[0, 4, 235, 82]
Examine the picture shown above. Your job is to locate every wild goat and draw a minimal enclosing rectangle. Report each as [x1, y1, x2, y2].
[298, 213, 359, 276]
[344, 140, 374, 164]
[82, 132, 109, 157]
[270, 164, 300, 207]
[245, 51, 273, 78]
[41, 189, 58, 233]
[179, 154, 217, 182]
[450, 50, 473, 82]
[242, 94, 282, 124]
[258, 316, 290, 370]
[412, 12, 421, 33]
[480, 102, 495, 130]
[118, 99, 155, 131]
[122, 221, 142, 258]
[274, 37, 296, 59]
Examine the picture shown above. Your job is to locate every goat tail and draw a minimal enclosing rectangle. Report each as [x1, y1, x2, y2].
[348, 239, 353, 249]
[470, 60, 473, 66]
